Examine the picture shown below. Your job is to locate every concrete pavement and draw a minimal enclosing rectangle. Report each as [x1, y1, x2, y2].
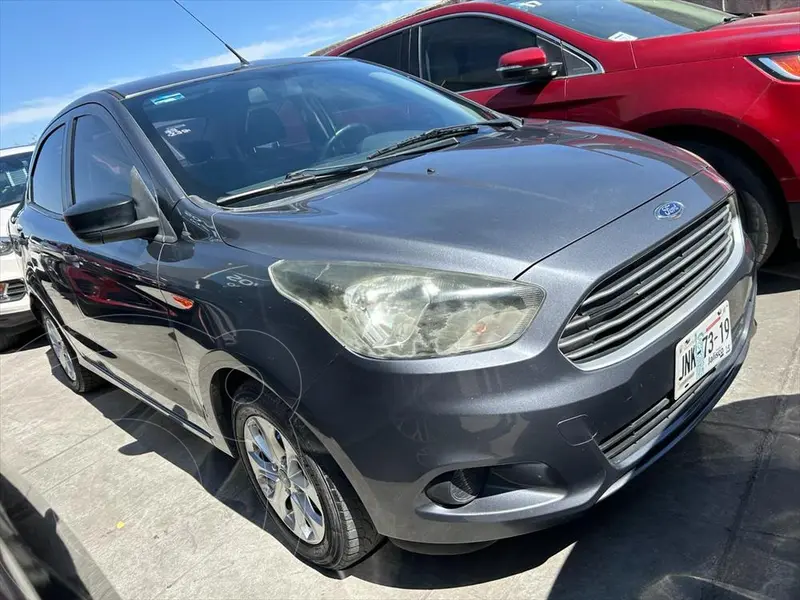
[1, 267, 798, 600]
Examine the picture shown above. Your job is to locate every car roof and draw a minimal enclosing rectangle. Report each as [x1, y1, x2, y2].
[110, 56, 338, 98]
[0, 145, 35, 158]
[311, 0, 461, 56]
[44, 56, 345, 133]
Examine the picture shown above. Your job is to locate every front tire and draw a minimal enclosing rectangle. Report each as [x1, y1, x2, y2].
[673, 140, 783, 266]
[42, 313, 105, 393]
[232, 381, 381, 569]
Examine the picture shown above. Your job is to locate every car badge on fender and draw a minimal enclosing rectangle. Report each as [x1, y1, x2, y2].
[654, 201, 685, 220]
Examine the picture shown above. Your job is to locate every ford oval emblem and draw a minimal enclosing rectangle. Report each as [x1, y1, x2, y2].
[654, 201, 684, 220]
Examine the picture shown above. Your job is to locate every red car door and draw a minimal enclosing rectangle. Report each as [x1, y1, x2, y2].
[415, 15, 568, 119]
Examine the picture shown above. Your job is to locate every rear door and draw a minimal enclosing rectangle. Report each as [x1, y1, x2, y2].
[415, 15, 567, 119]
[346, 29, 412, 73]
[18, 121, 88, 337]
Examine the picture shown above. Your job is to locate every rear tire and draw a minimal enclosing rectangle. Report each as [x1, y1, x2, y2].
[42, 313, 106, 393]
[232, 381, 382, 570]
[672, 140, 783, 266]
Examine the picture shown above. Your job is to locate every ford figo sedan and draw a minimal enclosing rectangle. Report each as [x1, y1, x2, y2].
[15, 57, 755, 569]
[318, 0, 800, 265]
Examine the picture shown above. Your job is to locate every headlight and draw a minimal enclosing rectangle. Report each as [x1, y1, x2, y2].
[269, 261, 545, 359]
[752, 53, 800, 81]
[0, 237, 13, 256]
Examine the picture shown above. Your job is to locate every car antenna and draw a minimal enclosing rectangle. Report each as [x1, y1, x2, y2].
[172, 0, 250, 67]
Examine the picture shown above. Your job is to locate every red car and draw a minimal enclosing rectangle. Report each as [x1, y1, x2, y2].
[317, 0, 800, 264]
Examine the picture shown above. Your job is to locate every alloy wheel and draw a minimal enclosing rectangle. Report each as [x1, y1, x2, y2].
[243, 415, 326, 545]
[45, 318, 76, 382]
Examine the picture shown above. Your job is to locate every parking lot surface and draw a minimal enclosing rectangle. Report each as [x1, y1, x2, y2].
[1, 265, 798, 600]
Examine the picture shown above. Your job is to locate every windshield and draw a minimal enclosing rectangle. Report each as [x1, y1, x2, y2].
[496, 0, 730, 40]
[125, 60, 497, 203]
[0, 151, 33, 208]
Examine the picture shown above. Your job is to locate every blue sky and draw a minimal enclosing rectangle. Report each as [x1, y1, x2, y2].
[0, 0, 436, 146]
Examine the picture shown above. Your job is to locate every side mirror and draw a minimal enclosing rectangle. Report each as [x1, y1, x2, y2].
[497, 47, 562, 82]
[64, 166, 161, 244]
[64, 195, 159, 244]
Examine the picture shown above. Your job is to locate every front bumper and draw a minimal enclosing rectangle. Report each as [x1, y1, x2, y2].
[0, 292, 35, 336]
[1, 251, 35, 335]
[296, 177, 756, 546]
[0, 294, 37, 335]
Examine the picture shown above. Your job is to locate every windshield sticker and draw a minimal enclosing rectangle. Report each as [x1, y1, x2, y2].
[163, 124, 192, 137]
[609, 31, 638, 41]
[151, 92, 185, 105]
[512, 1, 542, 8]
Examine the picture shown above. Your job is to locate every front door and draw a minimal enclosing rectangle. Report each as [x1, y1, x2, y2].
[63, 106, 200, 419]
[416, 15, 567, 119]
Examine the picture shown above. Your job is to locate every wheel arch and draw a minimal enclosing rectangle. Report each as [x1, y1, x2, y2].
[200, 350, 320, 457]
[643, 121, 788, 216]
[201, 356, 378, 522]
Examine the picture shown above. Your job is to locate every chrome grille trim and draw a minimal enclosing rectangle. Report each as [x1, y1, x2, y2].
[2, 280, 26, 302]
[559, 199, 739, 364]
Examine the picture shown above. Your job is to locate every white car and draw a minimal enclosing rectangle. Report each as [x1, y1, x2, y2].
[0, 145, 36, 351]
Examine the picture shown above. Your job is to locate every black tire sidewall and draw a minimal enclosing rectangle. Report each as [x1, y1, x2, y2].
[673, 140, 783, 265]
[232, 383, 350, 568]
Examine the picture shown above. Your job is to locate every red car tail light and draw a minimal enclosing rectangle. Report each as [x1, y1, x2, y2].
[753, 53, 800, 81]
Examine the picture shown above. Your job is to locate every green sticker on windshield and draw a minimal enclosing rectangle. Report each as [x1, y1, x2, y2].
[151, 92, 185, 105]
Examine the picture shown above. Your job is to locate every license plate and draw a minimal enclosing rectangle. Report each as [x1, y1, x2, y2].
[674, 301, 732, 398]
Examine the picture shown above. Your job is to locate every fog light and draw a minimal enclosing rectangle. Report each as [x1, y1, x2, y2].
[425, 468, 487, 507]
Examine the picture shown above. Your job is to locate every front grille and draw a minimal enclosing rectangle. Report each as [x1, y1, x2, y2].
[600, 314, 746, 465]
[559, 200, 735, 363]
[1, 280, 26, 302]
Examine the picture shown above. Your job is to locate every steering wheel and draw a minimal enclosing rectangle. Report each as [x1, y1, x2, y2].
[321, 123, 372, 160]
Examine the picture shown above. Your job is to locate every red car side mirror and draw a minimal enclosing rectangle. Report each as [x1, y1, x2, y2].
[497, 47, 561, 81]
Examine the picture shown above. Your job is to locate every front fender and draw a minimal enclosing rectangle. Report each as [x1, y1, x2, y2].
[632, 109, 796, 185]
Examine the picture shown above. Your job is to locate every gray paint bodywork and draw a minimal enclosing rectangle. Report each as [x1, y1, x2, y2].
[18, 81, 754, 548]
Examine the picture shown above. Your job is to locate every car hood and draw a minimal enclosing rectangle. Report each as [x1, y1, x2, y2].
[213, 122, 706, 280]
[634, 11, 800, 68]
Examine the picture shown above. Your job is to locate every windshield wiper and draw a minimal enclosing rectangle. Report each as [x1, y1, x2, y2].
[216, 163, 370, 205]
[723, 12, 763, 22]
[702, 12, 763, 29]
[700, 12, 764, 31]
[367, 119, 517, 160]
[216, 119, 520, 204]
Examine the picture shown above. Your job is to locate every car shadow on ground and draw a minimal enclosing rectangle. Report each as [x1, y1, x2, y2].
[757, 249, 799, 296]
[0, 326, 47, 356]
[758, 268, 799, 296]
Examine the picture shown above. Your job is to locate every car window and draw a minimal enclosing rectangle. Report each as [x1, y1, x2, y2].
[29, 126, 65, 214]
[124, 60, 497, 204]
[71, 114, 137, 205]
[419, 16, 564, 92]
[0, 151, 32, 208]
[347, 31, 407, 71]
[494, 0, 729, 40]
[563, 48, 595, 76]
